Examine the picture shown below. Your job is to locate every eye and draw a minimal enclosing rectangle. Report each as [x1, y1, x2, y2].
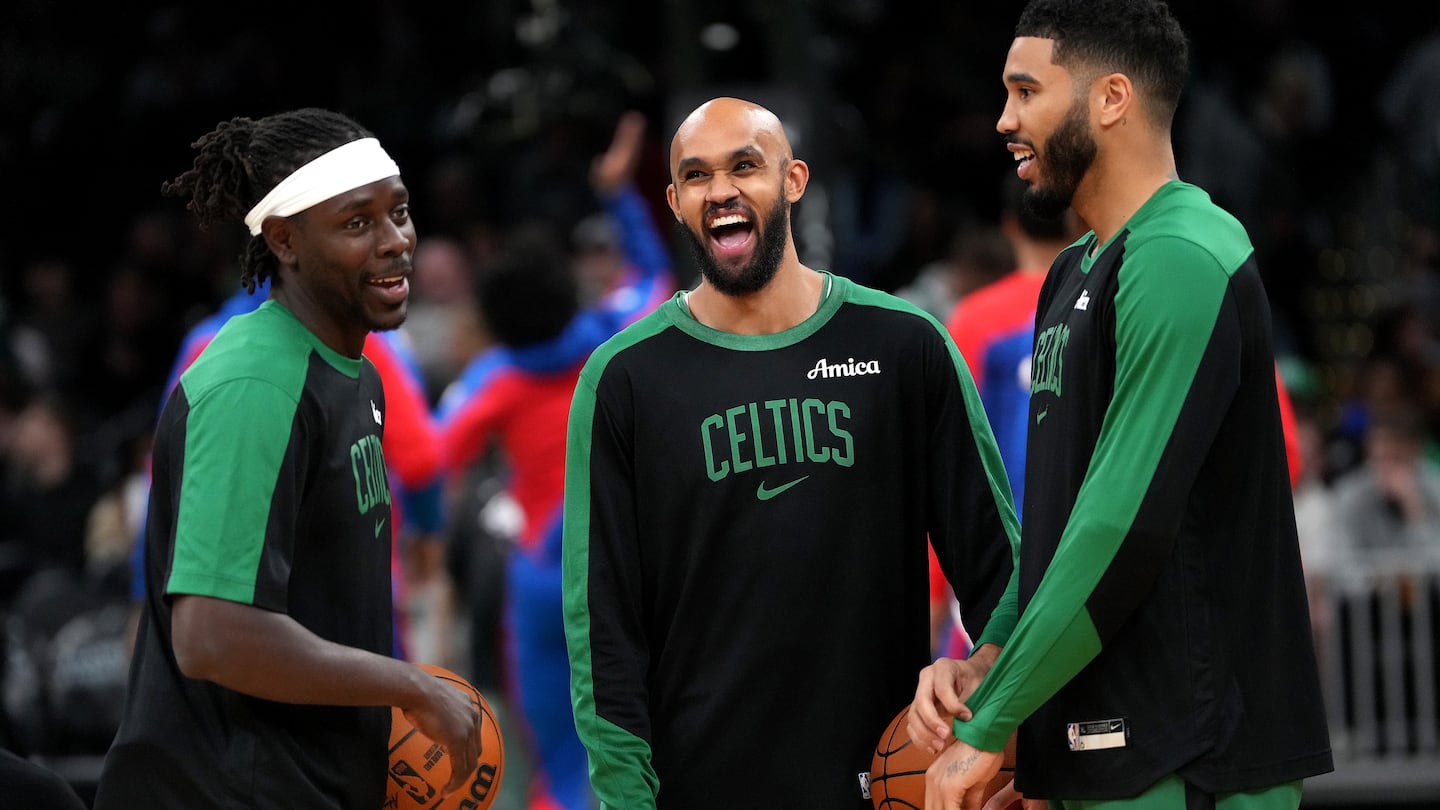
[391, 204, 411, 224]
[733, 160, 758, 172]
[683, 169, 706, 182]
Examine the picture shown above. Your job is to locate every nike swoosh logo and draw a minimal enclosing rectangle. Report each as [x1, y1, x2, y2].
[1036, 407, 1049, 425]
[757, 476, 810, 501]
[374, 518, 387, 538]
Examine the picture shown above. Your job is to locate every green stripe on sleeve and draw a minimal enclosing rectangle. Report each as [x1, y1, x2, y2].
[168, 376, 299, 602]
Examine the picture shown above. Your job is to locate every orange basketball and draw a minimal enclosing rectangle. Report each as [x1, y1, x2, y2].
[870, 705, 1017, 810]
[386, 663, 505, 810]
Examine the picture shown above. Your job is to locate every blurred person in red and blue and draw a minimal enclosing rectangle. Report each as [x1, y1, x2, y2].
[129, 276, 446, 661]
[435, 111, 672, 810]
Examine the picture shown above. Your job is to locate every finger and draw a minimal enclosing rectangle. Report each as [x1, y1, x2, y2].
[442, 740, 475, 796]
[909, 670, 941, 745]
[962, 785, 986, 810]
[981, 782, 1020, 810]
[932, 663, 964, 716]
[908, 704, 948, 753]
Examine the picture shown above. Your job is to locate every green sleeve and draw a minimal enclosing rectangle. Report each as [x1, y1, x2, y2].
[563, 351, 660, 809]
[168, 378, 298, 603]
[956, 236, 1233, 752]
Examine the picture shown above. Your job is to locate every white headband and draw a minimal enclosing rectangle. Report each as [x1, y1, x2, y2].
[243, 137, 400, 235]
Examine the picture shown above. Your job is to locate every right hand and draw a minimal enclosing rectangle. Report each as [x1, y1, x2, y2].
[400, 668, 487, 797]
[909, 644, 999, 755]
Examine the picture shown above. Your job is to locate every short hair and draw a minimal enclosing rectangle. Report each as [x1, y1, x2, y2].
[475, 223, 579, 348]
[1015, 0, 1190, 127]
[162, 108, 376, 293]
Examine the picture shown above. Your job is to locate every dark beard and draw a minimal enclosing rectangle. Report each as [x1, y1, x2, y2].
[1025, 98, 1097, 221]
[677, 194, 790, 297]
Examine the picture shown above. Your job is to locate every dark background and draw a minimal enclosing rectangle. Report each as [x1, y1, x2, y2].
[2, 2, 1439, 807]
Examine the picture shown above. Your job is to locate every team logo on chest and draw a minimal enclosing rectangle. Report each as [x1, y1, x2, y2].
[700, 398, 854, 483]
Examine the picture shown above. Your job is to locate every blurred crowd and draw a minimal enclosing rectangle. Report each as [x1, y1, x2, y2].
[1, 0, 1439, 805]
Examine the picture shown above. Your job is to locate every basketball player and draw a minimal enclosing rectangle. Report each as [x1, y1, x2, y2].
[561, 96, 1019, 809]
[95, 108, 485, 808]
[128, 276, 448, 662]
[906, 2, 1334, 808]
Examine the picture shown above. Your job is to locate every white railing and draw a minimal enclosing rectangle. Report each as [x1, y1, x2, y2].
[1304, 550, 1440, 806]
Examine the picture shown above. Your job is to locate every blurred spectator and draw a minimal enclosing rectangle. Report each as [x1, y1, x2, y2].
[83, 425, 151, 591]
[72, 265, 177, 425]
[895, 215, 1014, 322]
[0, 393, 101, 596]
[8, 258, 93, 397]
[402, 235, 483, 402]
[1331, 404, 1440, 563]
[436, 109, 673, 810]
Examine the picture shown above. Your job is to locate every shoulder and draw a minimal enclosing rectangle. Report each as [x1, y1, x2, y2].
[1124, 182, 1253, 279]
[180, 305, 317, 406]
[579, 301, 680, 382]
[835, 275, 948, 337]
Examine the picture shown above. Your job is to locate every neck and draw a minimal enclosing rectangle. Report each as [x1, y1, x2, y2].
[687, 252, 823, 335]
[274, 283, 367, 358]
[1073, 139, 1177, 246]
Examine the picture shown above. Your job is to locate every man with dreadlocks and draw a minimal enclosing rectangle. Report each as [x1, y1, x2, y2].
[94, 108, 487, 809]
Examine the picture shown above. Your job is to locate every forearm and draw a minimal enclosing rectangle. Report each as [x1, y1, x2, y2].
[172, 594, 426, 709]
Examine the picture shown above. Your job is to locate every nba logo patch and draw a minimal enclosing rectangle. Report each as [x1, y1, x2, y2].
[858, 771, 871, 800]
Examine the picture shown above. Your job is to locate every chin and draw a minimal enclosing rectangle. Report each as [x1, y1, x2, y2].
[369, 306, 408, 333]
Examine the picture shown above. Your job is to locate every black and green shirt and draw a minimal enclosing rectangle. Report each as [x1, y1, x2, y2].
[563, 272, 1019, 809]
[96, 300, 395, 809]
[956, 181, 1333, 798]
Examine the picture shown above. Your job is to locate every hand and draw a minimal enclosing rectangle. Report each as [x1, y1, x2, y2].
[401, 667, 487, 797]
[979, 777, 1044, 810]
[590, 110, 647, 196]
[925, 739, 1003, 810]
[909, 644, 999, 754]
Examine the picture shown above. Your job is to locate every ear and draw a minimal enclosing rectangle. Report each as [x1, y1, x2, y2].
[1095, 72, 1134, 129]
[784, 158, 809, 204]
[666, 183, 683, 222]
[261, 217, 299, 267]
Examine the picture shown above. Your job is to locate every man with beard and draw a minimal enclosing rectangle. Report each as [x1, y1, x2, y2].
[559, 96, 1020, 809]
[904, 2, 1334, 808]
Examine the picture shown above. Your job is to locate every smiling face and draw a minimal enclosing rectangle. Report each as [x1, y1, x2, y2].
[273, 175, 416, 355]
[666, 98, 807, 296]
[997, 37, 1099, 220]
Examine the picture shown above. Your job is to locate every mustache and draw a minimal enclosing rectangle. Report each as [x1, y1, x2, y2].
[705, 202, 752, 219]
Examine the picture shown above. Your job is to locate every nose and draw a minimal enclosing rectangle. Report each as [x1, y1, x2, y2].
[377, 217, 414, 257]
[704, 172, 739, 205]
[997, 98, 1017, 135]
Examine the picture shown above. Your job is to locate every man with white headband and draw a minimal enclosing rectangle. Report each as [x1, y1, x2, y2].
[95, 108, 489, 809]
